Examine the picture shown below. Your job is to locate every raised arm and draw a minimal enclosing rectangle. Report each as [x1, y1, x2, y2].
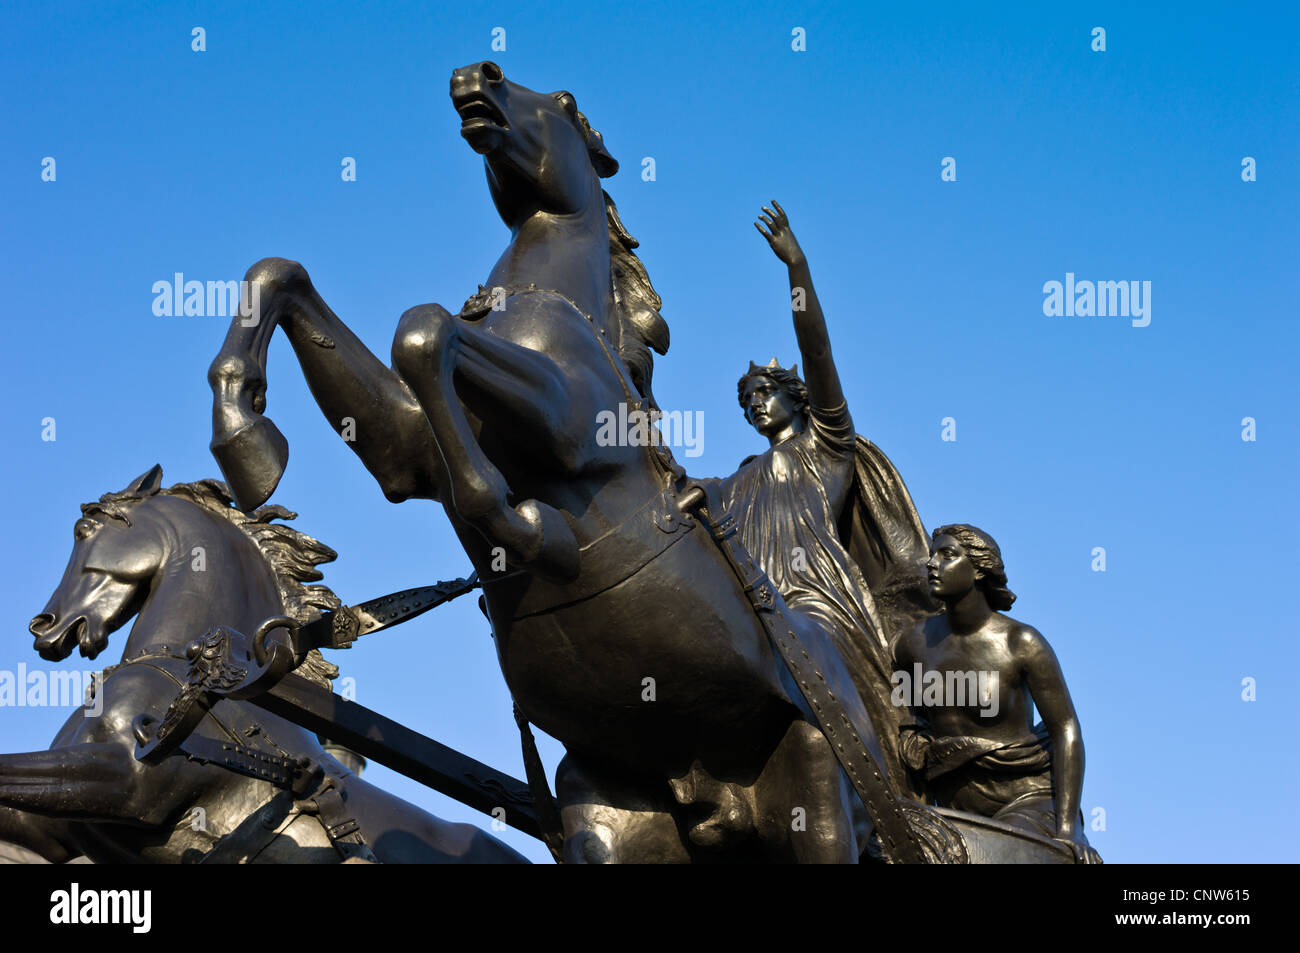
[1014, 625, 1096, 860]
[754, 201, 846, 412]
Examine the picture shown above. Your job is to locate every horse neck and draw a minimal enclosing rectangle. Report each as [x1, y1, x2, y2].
[119, 513, 285, 658]
[489, 191, 613, 325]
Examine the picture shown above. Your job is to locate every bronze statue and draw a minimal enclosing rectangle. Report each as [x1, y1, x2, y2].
[202, 62, 958, 862]
[892, 524, 1101, 863]
[720, 202, 932, 798]
[5, 466, 527, 864]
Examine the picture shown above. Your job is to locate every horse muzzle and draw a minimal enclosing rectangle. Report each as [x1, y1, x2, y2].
[451, 62, 510, 154]
[29, 613, 103, 662]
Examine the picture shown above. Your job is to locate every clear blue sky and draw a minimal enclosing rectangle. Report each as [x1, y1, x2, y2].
[2, 1, 1296, 863]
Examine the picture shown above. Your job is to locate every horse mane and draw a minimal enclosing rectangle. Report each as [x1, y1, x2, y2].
[87, 478, 342, 687]
[603, 190, 669, 411]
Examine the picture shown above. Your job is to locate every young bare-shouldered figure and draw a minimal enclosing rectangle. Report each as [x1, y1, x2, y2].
[893, 524, 1100, 863]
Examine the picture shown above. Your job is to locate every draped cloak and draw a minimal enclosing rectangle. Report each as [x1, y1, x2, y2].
[898, 721, 1093, 852]
[719, 401, 931, 797]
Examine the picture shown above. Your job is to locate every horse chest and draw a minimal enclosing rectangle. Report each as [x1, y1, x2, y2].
[491, 540, 794, 767]
[479, 293, 622, 375]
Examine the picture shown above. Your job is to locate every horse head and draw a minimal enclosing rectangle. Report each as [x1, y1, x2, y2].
[29, 465, 169, 661]
[451, 60, 618, 226]
[28, 466, 324, 666]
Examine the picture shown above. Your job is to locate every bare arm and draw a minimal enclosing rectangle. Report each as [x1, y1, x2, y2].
[1015, 626, 1087, 845]
[754, 202, 847, 413]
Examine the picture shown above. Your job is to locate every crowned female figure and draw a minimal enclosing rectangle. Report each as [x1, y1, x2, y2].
[720, 202, 932, 795]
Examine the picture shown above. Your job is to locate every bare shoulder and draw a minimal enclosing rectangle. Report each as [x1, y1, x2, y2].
[997, 614, 1056, 663]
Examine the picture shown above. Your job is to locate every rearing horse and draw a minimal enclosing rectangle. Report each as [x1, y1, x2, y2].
[207, 62, 939, 862]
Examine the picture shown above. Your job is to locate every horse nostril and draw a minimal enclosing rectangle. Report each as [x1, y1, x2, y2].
[481, 61, 504, 84]
[29, 613, 55, 635]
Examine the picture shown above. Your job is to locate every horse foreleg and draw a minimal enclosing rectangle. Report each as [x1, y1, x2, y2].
[452, 335, 587, 468]
[0, 745, 186, 828]
[393, 304, 580, 580]
[208, 258, 444, 510]
[0, 806, 78, 863]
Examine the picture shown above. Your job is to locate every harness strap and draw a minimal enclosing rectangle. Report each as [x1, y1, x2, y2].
[299, 775, 378, 863]
[122, 643, 190, 664]
[682, 479, 928, 864]
[179, 733, 298, 787]
[513, 704, 565, 862]
[121, 645, 378, 863]
[174, 731, 376, 862]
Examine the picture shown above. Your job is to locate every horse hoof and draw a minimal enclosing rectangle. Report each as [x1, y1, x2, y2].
[210, 416, 289, 511]
[515, 499, 580, 582]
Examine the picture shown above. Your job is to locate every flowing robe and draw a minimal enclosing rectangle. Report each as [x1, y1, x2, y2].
[719, 401, 928, 796]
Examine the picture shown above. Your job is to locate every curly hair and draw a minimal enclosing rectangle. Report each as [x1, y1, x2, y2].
[736, 362, 809, 421]
[932, 523, 1017, 611]
[604, 192, 669, 412]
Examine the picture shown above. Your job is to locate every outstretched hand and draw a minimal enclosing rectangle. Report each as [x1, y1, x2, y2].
[754, 200, 804, 267]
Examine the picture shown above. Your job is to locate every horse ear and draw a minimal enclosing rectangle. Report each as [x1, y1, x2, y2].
[575, 108, 619, 178]
[588, 135, 619, 178]
[122, 464, 164, 497]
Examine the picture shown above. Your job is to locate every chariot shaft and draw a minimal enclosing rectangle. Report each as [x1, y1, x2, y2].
[252, 673, 543, 840]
